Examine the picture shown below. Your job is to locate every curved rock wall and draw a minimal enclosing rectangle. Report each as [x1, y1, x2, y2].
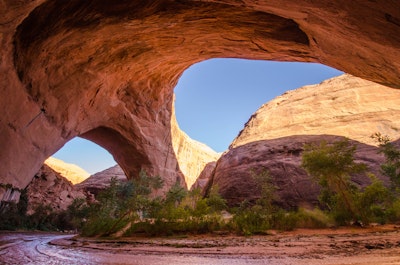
[1, 1, 400, 192]
[232, 74, 400, 148]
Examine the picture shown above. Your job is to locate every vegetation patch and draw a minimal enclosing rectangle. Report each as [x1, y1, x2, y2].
[2, 133, 400, 236]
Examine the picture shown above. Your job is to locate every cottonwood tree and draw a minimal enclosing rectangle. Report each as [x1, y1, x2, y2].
[301, 139, 366, 224]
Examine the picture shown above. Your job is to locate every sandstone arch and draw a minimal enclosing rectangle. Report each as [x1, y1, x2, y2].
[1, 0, 400, 191]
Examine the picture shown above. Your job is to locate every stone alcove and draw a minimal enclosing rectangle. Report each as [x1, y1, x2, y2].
[1, 0, 399, 193]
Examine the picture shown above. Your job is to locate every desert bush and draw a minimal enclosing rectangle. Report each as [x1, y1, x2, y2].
[230, 204, 270, 235]
[81, 171, 164, 237]
[293, 208, 333, 228]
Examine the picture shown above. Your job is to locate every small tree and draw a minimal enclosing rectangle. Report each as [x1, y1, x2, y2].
[81, 171, 164, 236]
[301, 139, 366, 224]
[372, 132, 400, 190]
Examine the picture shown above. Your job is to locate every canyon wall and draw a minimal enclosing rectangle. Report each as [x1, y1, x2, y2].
[1, 1, 400, 195]
[209, 75, 400, 207]
[79, 102, 221, 192]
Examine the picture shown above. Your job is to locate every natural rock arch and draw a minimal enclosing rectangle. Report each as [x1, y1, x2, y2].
[1, 0, 400, 190]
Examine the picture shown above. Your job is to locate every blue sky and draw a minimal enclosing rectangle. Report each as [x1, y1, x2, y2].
[53, 59, 342, 174]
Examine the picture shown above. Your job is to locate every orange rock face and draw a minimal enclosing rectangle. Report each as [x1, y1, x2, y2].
[1, 1, 400, 191]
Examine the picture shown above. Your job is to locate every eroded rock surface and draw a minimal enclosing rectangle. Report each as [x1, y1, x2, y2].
[1, 1, 400, 193]
[26, 164, 85, 214]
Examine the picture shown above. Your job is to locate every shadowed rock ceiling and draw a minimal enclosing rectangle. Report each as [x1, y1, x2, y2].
[1, 0, 399, 190]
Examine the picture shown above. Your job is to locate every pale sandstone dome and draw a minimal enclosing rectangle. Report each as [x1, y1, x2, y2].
[232, 74, 400, 148]
[1, 1, 400, 193]
[44, 157, 90, 185]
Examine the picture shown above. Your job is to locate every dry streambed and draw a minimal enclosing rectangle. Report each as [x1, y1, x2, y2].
[51, 225, 400, 264]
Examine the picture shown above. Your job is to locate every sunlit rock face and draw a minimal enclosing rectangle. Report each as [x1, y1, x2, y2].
[1, 1, 400, 192]
[232, 74, 400, 148]
[170, 102, 221, 189]
[209, 75, 400, 208]
[45, 157, 90, 185]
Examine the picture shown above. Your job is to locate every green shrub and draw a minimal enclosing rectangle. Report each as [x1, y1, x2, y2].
[230, 205, 270, 235]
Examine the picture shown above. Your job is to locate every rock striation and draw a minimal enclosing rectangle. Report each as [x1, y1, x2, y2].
[1, 1, 400, 195]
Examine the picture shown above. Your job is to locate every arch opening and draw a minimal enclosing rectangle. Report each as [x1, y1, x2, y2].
[51, 137, 116, 177]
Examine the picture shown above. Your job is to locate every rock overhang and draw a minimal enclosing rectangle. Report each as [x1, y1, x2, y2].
[1, 0, 400, 191]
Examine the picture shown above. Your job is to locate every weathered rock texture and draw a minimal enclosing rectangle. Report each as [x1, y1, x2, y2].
[1, 1, 400, 193]
[44, 157, 90, 185]
[232, 74, 400, 148]
[26, 164, 85, 214]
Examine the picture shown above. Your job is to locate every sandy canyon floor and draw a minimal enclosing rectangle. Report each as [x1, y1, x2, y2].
[1, 226, 400, 264]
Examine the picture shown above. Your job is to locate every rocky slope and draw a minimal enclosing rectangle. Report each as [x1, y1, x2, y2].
[208, 75, 400, 208]
[26, 164, 85, 214]
[44, 157, 90, 185]
[2, 1, 400, 193]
